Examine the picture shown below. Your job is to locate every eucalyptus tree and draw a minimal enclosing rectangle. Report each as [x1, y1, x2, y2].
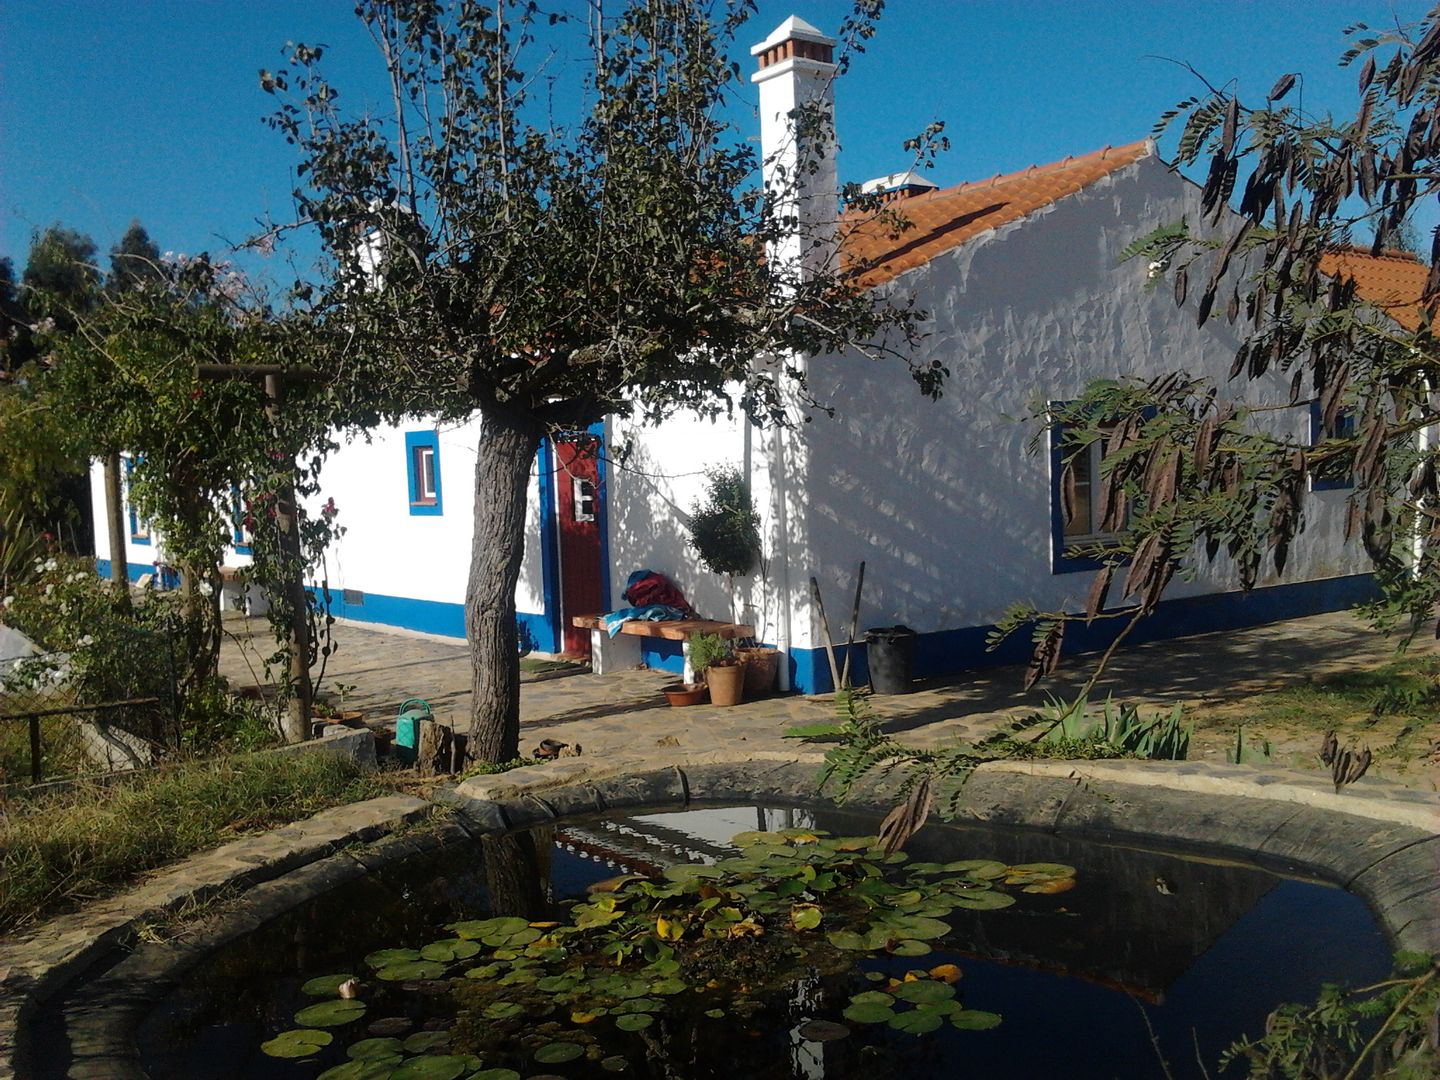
[264, 0, 941, 762]
[1006, 8, 1440, 687]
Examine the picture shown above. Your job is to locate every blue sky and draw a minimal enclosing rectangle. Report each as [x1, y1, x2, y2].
[2, 1, 1431, 285]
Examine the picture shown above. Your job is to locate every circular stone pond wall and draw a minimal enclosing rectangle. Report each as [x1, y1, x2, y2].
[5, 759, 1438, 1080]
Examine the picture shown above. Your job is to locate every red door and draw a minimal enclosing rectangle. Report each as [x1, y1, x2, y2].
[555, 435, 602, 656]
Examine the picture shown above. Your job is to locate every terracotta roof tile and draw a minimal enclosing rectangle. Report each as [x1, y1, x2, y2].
[1317, 247, 1434, 331]
[840, 140, 1154, 287]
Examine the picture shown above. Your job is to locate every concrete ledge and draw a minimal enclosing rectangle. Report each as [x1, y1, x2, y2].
[265, 724, 377, 770]
[0, 794, 430, 1079]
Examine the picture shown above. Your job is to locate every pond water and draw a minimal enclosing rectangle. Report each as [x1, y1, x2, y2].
[134, 803, 1390, 1080]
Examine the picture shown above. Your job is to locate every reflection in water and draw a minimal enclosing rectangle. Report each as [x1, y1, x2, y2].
[127, 804, 1389, 1080]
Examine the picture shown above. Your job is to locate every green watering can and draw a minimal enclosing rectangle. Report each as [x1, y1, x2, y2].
[394, 698, 433, 764]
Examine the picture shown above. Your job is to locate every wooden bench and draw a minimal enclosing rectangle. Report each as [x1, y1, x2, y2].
[218, 565, 269, 616]
[572, 615, 754, 681]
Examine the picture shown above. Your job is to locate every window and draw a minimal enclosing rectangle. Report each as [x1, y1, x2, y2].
[572, 476, 596, 522]
[1309, 402, 1356, 491]
[1050, 418, 1127, 573]
[124, 456, 151, 545]
[405, 430, 443, 515]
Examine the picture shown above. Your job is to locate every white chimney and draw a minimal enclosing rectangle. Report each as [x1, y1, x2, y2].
[751, 15, 839, 282]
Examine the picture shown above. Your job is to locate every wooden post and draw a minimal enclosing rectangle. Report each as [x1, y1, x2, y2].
[417, 718, 455, 777]
[102, 452, 130, 607]
[264, 372, 313, 745]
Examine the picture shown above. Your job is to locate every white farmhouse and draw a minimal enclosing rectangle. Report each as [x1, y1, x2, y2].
[94, 15, 1387, 694]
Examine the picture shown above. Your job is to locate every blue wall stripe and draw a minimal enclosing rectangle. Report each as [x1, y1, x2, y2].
[787, 572, 1380, 694]
[93, 558, 152, 585]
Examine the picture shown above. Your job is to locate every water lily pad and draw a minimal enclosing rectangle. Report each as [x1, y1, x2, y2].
[892, 939, 932, 957]
[889, 1009, 944, 1035]
[294, 999, 367, 1027]
[301, 973, 358, 997]
[348, 1037, 405, 1060]
[1006, 862, 1075, 879]
[365, 947, 421, 968]
[648, 978, 687, 996]
[470, 1070, 522, 1080]
[893, 981, 955, 1005]
[842, 1001, 896, 1024]
[600, 1056, 630, 1072]
[881, 915, 950, 940]
[790, 904, 822, 931]
[731, 830, 789, 846]
[319, 1061, 396, 1080]
[403, 1030, 453, 1053]
[849, 990, 895, 1007]
[261, 1028, 333, 1058]
[1023, 877, 1077, 895]
[615, 1013, 653, 1031]
[661, 864, 724, 882]
[389, 1056, 470, 1080]
[534, 1041, 585, 1064]
[949, 889, 1015, 911]
[422, 939, 481, 962]
[537, 974, 581, 992]
[377, 961, 448, 982]
[483, 1001, 526, 1020]
[944, 859, 1007, 879]
[798, 1020, 851, 1042]
[951, 1009, 1003, 1030]
[611, 998, 662, 1015]
[704, 1008, 725, 1019]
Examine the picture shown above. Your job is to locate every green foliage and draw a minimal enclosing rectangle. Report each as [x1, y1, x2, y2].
[0, 752, 389, 934]
[281, 826, 1044, 1072]
[1034, 696, 1192, 760]
[687, 466, 761, 578]
[687, 631, 735, 675]
[1227, 726, 1275, 765]
[1222, 953, 1439, 1079]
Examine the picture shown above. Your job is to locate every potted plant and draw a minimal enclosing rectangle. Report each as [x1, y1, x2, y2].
[688, 465, 761, 618]
[736, 638, 780, 697]
[690, 631, 744, 707]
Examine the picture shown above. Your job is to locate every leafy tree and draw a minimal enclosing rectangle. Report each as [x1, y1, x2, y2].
[996, 8, 1440, 688]
[264, 0, 942, 762]
[21, 225, 100, 333]
[107, 221, 165, 295]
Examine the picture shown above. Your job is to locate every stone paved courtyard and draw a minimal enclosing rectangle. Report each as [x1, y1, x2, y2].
[219, 609, 1440, 788]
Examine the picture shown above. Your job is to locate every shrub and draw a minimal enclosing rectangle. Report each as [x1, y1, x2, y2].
[687, 466, 761, 577]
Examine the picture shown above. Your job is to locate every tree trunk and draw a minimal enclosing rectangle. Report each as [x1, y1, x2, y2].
[102, 453, 130, 609]
[481, 828, 552, 920]
[465, 404, 541, 763]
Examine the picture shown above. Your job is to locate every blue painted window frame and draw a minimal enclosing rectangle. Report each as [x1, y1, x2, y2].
[405, 430, 443, 516]
[123, 456, 151, 546]
[1048, 408, 1129, 575]
[231, 485, 253, 554]
[1309, 402, 1356, 492]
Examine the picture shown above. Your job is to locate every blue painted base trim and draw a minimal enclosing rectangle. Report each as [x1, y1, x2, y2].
[315, 584, 557, 655]
[641, 638, 685, 675]
[94, 558, 154, 585]
[788, 573, 1380, 694]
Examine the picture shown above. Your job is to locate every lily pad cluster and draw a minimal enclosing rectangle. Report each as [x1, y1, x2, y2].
[259, 830, 1077, 1076]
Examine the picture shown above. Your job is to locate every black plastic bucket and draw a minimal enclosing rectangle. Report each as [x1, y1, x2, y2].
[864, 625, 916, 695]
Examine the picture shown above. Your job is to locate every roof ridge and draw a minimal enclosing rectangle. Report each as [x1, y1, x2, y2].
[920, 138, 1152, 202]
[1330, 243, 1424, 265]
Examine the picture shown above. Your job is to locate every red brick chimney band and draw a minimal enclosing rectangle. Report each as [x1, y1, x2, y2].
[755, 37, 834, 70]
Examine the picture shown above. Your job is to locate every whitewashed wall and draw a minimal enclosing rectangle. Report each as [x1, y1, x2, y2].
[796, 154, 1366, 647]
[317, 417, 546, 616]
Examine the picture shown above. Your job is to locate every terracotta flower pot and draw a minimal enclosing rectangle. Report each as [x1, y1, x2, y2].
[704, 662, 745, 707]
[737, 647, 779, 697]
[662, 682, 708, 707]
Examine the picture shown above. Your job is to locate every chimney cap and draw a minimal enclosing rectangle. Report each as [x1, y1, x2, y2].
[860, 170, 940, 196]
[750, 15, 836, 57]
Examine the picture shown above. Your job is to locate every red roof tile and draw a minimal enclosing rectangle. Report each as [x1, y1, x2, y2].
[1317, 247, 1434, 331]
[840, 140, 1154, 287]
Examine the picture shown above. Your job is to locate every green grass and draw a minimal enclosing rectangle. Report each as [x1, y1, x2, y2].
[0, 709, 91, 784]
[1210, 655, 1440, 732]
[0, 752, 391, 936]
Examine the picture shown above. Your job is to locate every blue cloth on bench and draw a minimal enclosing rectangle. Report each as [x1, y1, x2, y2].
[602, 605, 689, 638]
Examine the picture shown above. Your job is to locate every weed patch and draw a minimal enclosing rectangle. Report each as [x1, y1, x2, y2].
[0, 752, 392, 936]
